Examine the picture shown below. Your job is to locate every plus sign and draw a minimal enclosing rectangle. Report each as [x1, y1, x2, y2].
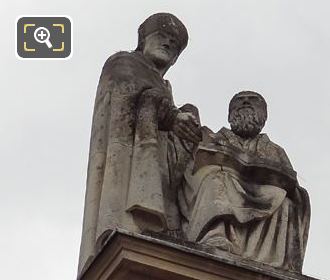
[37, 30, 47, 40]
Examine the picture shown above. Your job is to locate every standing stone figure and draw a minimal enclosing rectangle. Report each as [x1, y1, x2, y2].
[78, 13, 201, 276]
[179, 91, 310, 272]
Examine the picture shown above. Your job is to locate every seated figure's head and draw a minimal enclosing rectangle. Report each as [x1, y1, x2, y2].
[136, 13, 188, 71]
[228, 91, 268, 138]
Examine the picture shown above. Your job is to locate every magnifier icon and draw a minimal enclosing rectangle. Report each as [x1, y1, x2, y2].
[34, 27, 53, 48]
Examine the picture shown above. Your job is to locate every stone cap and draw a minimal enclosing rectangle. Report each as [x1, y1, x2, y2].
[79, 228, 320, 280]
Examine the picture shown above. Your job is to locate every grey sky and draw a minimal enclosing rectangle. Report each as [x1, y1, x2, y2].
[1, 0, 329, 279]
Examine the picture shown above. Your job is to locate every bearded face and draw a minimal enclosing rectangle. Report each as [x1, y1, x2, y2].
[228, 92, 267, 138]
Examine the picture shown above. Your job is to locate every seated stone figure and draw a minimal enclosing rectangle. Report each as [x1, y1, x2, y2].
[179, 91, 310, 272]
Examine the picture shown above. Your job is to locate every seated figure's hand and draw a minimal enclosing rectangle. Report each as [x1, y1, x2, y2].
[173, 112, 202, 143]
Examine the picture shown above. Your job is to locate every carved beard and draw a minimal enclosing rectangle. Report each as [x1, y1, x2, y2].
[229, 107, 265, 138]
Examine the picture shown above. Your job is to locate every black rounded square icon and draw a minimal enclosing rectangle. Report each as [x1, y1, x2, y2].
[17, 16, 72, 59]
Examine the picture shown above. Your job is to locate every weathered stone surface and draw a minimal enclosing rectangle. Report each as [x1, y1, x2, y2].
[79, 13, 311, 278]
[80, 229, 318, 280]
[78, 13, 201, 277]
[178, 91, 310, 272]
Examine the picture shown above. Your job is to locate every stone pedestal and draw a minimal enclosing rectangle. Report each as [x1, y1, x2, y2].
[79, 229, 318, 280]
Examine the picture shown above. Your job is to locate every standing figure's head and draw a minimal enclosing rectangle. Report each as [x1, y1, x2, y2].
[228, 91, 268, 138]
[136, 13, 188, 74]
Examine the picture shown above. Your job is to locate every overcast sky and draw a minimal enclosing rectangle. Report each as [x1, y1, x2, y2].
[1, 0, 329, 279]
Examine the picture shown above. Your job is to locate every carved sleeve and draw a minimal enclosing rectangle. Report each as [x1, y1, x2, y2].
[157, 81, 181, 131]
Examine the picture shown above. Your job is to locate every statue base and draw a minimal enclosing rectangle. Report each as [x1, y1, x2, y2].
[79, 229, 318, 280]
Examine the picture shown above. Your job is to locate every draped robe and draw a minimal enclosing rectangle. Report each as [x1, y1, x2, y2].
[78, 51, 194, 276]
[179, 127, 310, 272]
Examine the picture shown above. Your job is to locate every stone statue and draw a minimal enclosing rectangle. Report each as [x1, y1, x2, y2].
[179, 91, 310, 272]
[78, 13, 201, 276]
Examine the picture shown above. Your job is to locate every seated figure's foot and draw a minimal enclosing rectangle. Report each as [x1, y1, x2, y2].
[199, 234, 235, 253]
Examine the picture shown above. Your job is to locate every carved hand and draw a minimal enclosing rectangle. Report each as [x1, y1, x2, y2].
[172, 112, 202, 143]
